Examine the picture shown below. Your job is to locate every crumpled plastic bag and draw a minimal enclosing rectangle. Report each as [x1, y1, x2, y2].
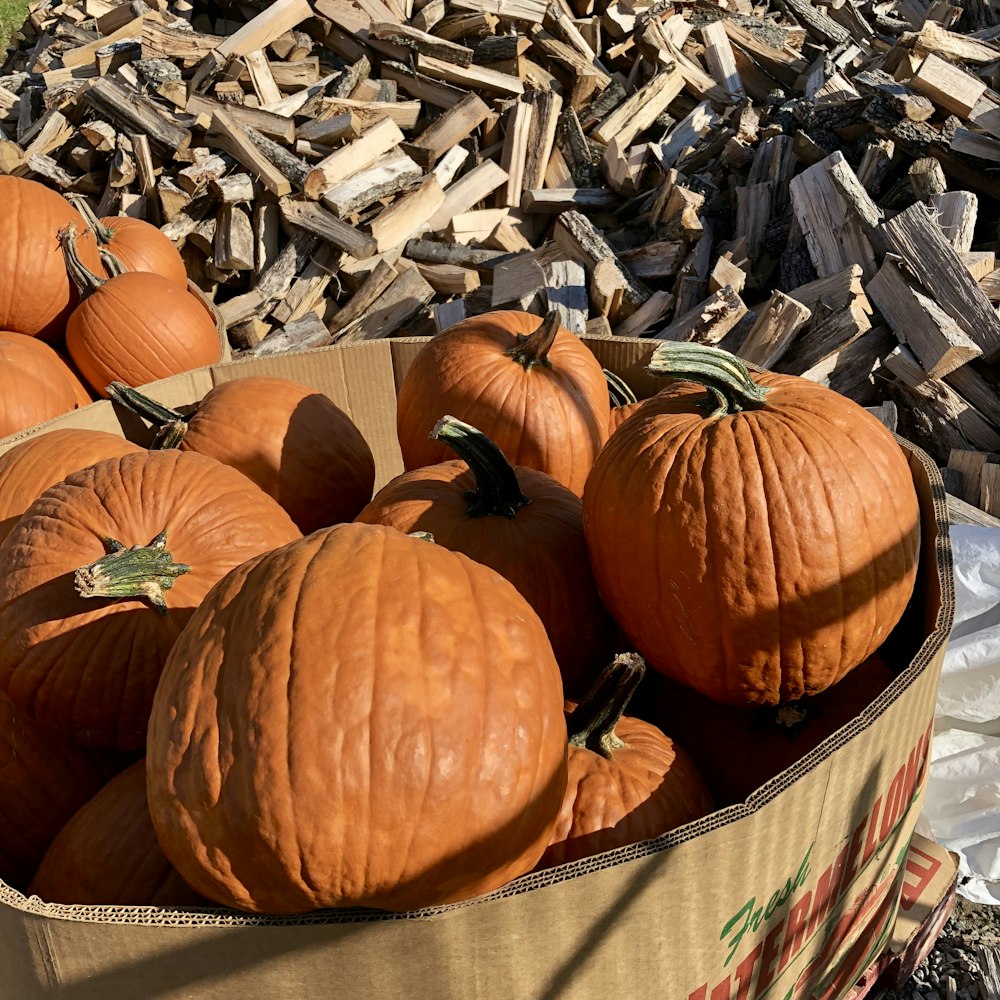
[917, 525, 1000, 904]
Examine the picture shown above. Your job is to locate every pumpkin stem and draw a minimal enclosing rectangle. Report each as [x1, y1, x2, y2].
[507, 310, 561, 370]
[431, 415, 531, 519]
[646, 343, 769, 417]
[567, 652, 646, 759]
[66, 194, 117, 245]
[106, 382, 190, 448]
[59, 223, 106, 298]
[99, 247, 128, 278]
[604, 368, 638, 408]
[74, 531, 190, 616]
[409, 531, 436, 543]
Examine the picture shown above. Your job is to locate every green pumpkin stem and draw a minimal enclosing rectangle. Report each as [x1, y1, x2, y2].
[74, 531, 190, 616]
[59, 223, 106, 299]
[507, 309, 561, 370]
[106, 383, 190, 449]
[67, 194, 117, 245]
[604, 368, 638, 407]
[646, 343, 769, 417]
[567, 653, 646, 759]
[431, 415, 531, 518]
[98, 247, 127, 278]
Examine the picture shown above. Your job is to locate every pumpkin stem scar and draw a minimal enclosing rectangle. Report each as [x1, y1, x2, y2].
[58, 222, 107, 299]
[408, 531, 436, 543]
[431, 415, 532, 519]
[646, 342, 770, 417]
[74, 529, 190, 616]
[105, 383, 190, 449]
[567, 652, 646, 759]
[506, 309, 561, 370]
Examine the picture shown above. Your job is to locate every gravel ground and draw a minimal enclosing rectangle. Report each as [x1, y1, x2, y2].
[884, 898, 998, 1000]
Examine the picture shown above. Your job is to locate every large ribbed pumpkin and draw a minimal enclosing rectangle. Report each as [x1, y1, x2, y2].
[396, 310, 610, 495]
[0, 451, 300, 751]
[583, 343, 921, 706]
[147, 523, 568, 914]
[29, 759, 206, 907]
[0, 177, 101, 341]
[0, 690, 122, 891]
[0, 332, 94, 438]
[0, 428, 143, 546]
[108, 378, 376, 534]
[60, 226, 220, 397]
[538, 654, 713, 870]
[357, 415, 613, 696]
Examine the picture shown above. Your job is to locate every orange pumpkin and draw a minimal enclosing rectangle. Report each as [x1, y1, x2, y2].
[29, 759, 206, 907]
[538, 654, 713, 869]
[0, 428, 143, 546]
[0, 332, 94, 438]
[107, 378, 376, 534]
[605, 368, 646, 432]
[583, 343, 920, 706]
[396, 310, 610, 495]
[0, 689, 123, 891]
[147, 523, 568, 914]
[60, 225, 221, 397]
[0, 450, 301, 751]
[0, 177, 101, 341]
[357, 415, 614, 696]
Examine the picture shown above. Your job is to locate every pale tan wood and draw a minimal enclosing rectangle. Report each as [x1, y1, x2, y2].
[961, 252, 996, 281]
[612, 290, 674, 338]
[253, 200, 281, 278]
[619, 240, 685, 281]
[700, 20, 743, 97]
[879, 202, 1000, 361]
[337, 266, 435, 341]
[590, 67, 684, 147]
[416, 54, 524, 97]
[243, 49, 283, 108]
[950, 128, 1000, 163]
[541, 256, 589, 335]
[327, 260, 398, 337]
[216, 0, 313, 59]
[544, 145, 574, 188]
[448, 208, 509, 244]
[931, 191, 977, 254]
[947, 493, 1000, 527]
[320, 148, 422, 218]
[316, 97, 421, 131]
[185, 94, 296, 143]
[425, 159, 509, 232]
[943, 364, 1000, 430]
[218, 290, 266, 330]
[368, 175, 445, 252]
[271, 244, 343, 325]
[371, 21, 473, 65]
[450, 0, 547, 22]
[522, 90, 562, 193]
[214, 204, 255, 270]
[483, 217, 534, 253]
[867, 254, 982, 379]
[432, 146, 470, 188]
[62, 13, 157, 69]
[915, 21, 1000, 64]
[413, 261, 481, 294]
[946, 449, 991, 506]
[909, 156, 947, 201]
[736, 291, 812, 368]
[279, 197, 377, 258]
[653, 287, 748, 345]
[709, 254, 748, 295]
[246, 313, 332, 357]
[303, 117, 404, 198]
[207, 111, 291, 196]
[910, 53, 986, 118]
[498, 100, 532, 209]
[400, 92, 489, 168]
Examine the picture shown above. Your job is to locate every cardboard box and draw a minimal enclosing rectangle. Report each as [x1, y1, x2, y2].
[0, 336, 955, 1000]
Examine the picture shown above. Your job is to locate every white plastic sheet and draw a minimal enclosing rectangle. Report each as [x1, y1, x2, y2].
[917, 525, 1000, 904]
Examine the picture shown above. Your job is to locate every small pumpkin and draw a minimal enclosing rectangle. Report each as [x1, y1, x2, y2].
[538, 653, 713, 870]
[29, 759, 207, 907]
[147, 523, 568, 914]
[639, 654, 894, 806]
[0, 332, 95, 438]
[396, 309, 610, 495]
[68, 195, 187, 287]
[0, 689, 123, 891]
[107, 378, 376, 534]
[60, 225, 221, 397]
[583, 343, 921, 706]
[0, 428, 143, 546]
[0, 450, 301, 751]
[604, 368, 646, 432]
[0, 177, 101, 341]
[357, 415, 614, 696]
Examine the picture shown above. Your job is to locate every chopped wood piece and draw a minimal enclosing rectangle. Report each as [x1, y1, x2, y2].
[426, 160, 509, 232]
[619, 241, 685, 280]
[210, 173, 256, 204]
[214, 204, 255, 271]
[798, 325, 894, 406]
[943, 365, 1000, 430]
[82, 77, 191, 155]
[521, 90, 562, 192]
[400, 92, 490, 168]
[416, 54, 524, 97]
[207, 112, 291, 196]
[980, 466, 1000, 518]
[304, 117, 404, 197]
[736, 291, 811, 368]
[368, 174, 445, 251]
[434, 298, 468, 332]
[372, 22, 474, 65]
[653, 287, 748, 345]
[931, 191, 977, 254]
[414, 261, 481, 294]
[910, 53, 986, 119]
[337, 267, 435, 341]
[867, 254, 982, 379]
[709, 254, 747, 295]
[247, 313, 332, 357]
[590, 67, 684, 147]
[522, 188, 618, 213]
[217, 0, 313, 59]
[321, 148, 423, 217]
[700, 21, 743, 98]
[542, 256, 589, 335]
[961, 252, 995, 281]
[279, 197, 377, 258]
[450, 0, 547, 23]
[498, 100, 533, 208]
[947, 449, 992, 506]
[878, 202, 1000, 362]
[854, 70, 933, 123]
[612, 289, 674, 338]
[909, 157, 947, 201]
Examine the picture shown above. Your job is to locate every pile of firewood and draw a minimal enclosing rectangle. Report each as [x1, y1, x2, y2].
[5, 0, 1000, 519]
